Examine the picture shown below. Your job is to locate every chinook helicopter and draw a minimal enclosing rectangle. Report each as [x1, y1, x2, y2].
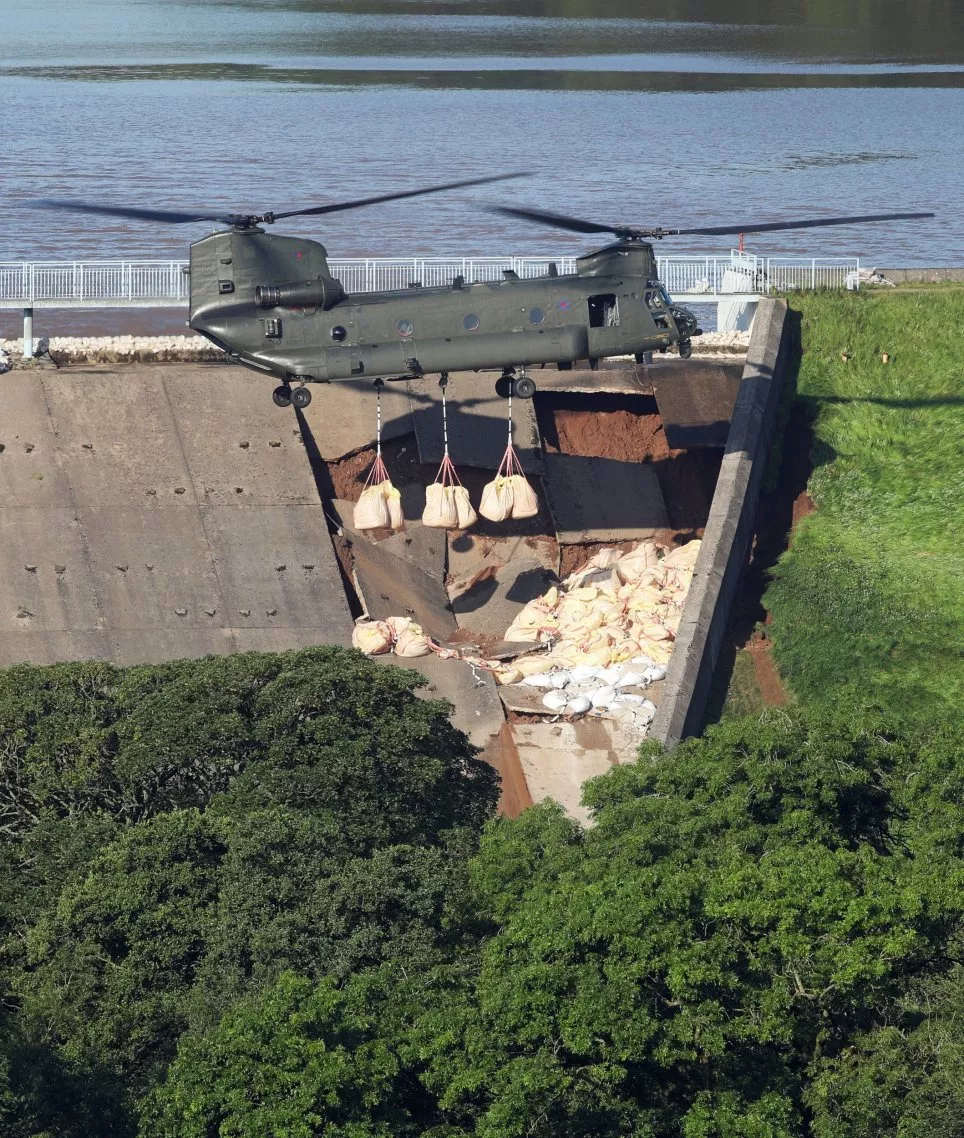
[34, 183, 933, 409]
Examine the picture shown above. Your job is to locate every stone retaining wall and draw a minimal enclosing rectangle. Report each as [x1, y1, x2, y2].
[650, 298, 792, 748]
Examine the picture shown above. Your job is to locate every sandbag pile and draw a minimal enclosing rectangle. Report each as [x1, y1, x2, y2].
[498, 538, 701, 680]
[351, 615, 433, 658]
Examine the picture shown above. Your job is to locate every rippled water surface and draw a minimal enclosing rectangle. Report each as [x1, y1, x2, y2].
[2, 0, 963, 274]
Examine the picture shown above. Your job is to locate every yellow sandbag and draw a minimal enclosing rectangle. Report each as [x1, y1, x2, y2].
[643, 621, 673, 643]
[663, 540, 701, 569]
[615, 541, 660, 582]
[351, 620, 393, 655]
[494, 665, 524, 685]
[386, 485, 405, 530]
[515, 654, 564, 677]
[542, 585, 560, 610]
[422, 482, 460, 529]
[479, 476, 513, 522]
[504, 474, 539, 519]
[395, 623, 433, 657]
[570, 586, 601, 603]
[453, 485, 477, 529]
[353, 483, 392, 530]
[586, 546, 623, 571]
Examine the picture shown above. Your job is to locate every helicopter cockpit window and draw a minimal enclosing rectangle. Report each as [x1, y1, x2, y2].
[463, 313, 480, 331]
[645, 289, 665, 311]
[588, 294, 619, 329]
[397, 319, 414, 338]
[529, 307, 545, 325]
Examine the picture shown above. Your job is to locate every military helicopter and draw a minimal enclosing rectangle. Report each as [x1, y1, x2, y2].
[34, 184, 933, 409]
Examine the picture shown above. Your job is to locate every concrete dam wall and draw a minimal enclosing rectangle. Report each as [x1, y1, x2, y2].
[0, 363, 354, 667]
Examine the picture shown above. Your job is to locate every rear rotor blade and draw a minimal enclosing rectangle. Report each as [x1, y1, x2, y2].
[274, 172, 530, 220]
[488, 204, 641, 237]
[30, 199, 239, 225]
[666, 212, 935, 237]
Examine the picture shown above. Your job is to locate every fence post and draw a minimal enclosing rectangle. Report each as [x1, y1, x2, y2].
[23, 308, 34, 358]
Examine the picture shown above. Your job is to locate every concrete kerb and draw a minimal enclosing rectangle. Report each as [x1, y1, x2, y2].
[650, 299, 791, 748]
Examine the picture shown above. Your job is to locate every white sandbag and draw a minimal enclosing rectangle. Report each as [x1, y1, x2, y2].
[422, 482, 460, 529]
[521, 673, 555, 689]
[479, 476, 513, 522]
[569, 665, 603, 684]
[504, 474, 539, 519]
[549, 670, 571, 689]
[542, 689, 570, 712]
[631, 655, 655, 668]
[643, 664, 667, 683]
[351, 620, 393, 655]
[353, 483, 391, 530]
[566, 695, 592, 715]
[590, 686, 617, 710]
[453, 485, 477, 528]
[616, 672, 645, 689]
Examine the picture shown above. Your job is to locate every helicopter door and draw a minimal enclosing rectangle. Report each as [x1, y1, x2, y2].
[586, 293, 628, 357]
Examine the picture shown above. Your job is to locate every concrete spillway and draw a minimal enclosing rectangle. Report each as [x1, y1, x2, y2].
[0, 363, 354, 666]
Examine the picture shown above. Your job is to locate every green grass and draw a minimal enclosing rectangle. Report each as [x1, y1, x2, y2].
[764, 289, 964, 723]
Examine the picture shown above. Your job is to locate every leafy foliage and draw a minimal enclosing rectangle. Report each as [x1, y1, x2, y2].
[415, 709, 964, 1137]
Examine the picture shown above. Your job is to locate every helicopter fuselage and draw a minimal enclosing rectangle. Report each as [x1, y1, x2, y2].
[188, 228, 698, 386]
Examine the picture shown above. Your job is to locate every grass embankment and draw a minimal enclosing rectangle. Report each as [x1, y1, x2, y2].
[761, 288, 963, 722]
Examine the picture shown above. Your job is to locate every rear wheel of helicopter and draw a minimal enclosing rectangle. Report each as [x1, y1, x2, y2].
[291, 386, 312, 409]
[272, 385, 292, 408]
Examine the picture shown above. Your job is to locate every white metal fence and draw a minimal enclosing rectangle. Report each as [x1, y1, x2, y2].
[0, 253, 859, 305]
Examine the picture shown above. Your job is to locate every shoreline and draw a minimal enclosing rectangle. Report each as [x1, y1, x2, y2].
[0, 331, 751, 367]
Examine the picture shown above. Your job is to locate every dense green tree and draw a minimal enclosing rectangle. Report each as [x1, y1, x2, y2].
[141, 972, 435, 1138]
[414, 710, 964, 1137]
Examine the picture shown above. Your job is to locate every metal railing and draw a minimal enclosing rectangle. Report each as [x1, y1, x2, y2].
[0, 253, 859, 306]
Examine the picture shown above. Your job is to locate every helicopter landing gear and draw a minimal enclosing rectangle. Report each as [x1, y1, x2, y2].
[514, 373, 536, 399]
[678, 338, 693, 360]
[272, 384, 292, 408]
[495, 368, 537, 400]
[291, 386, 312, 409]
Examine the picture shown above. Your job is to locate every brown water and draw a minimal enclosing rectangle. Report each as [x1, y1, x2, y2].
[2, 1, 962, 334]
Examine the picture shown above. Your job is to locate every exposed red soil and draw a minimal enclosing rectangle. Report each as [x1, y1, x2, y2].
[724, 401, 817, 707]
[535, 392, 722, 546]
[482, 723, 533, 818]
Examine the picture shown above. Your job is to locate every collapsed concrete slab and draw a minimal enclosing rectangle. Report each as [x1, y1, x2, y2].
[408, 374, 544, 473]
[332, 501, 457, 642]
[448, 552, 556, 641]
[652, 364, 743, 449]
[542, 453, 670, 544]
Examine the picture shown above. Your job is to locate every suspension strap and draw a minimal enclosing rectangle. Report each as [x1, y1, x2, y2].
[507, 385, 513, 446]
[441, 382, 449, 458]
[375, 382, 382, 457]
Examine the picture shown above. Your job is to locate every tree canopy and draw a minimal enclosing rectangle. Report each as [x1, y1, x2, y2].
[1, 646, 961, 1136]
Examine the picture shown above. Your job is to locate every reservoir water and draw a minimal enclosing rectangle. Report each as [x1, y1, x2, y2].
[1, 1, 962, 282]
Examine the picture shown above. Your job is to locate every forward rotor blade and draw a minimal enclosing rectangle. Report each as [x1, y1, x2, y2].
[30, 199, 238, 225]
[488, 205, 637, 237]
[274, 173, 530, 220]
[667, 212, 935, 237]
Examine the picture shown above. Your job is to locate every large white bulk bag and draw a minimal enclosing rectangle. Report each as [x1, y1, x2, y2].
[354, 483, 392, 530]
[504, 474, 539, 519]
[479, 476, 513, 522]
[453, 486, 477, 528]
[422, 483, 460, 529]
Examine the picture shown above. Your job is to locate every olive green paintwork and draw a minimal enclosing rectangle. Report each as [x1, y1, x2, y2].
[188, 228, 698, 385]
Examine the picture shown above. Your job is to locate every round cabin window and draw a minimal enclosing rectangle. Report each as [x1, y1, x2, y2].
[463, 313, 480, 331]
[330, 325, 347, 342]
[529, 307, 545, 325]
[397, 319, 414, 338]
